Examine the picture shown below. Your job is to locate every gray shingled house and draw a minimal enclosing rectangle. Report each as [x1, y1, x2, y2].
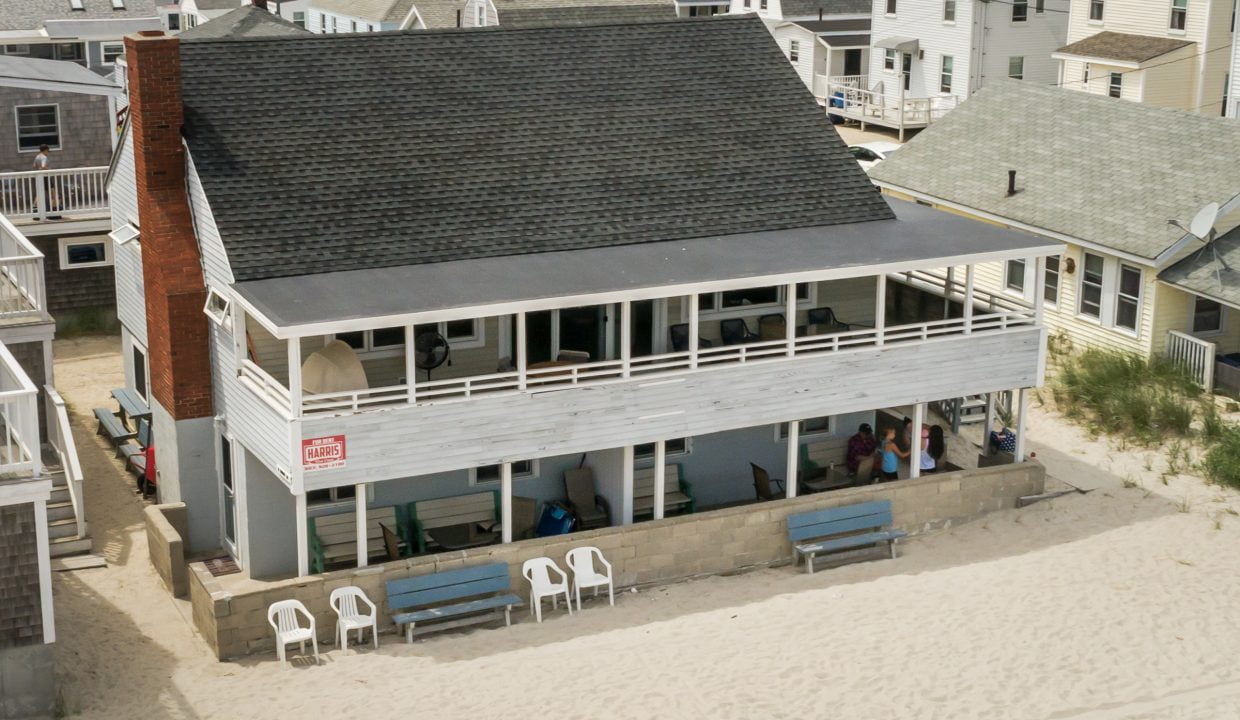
[109, 17, 1055, 594]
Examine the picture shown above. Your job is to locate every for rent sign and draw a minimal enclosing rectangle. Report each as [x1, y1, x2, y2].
[302, 435, 346, 471]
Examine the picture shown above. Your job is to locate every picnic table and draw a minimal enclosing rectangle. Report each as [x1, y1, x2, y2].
[426, 523, 499, 551]
[111, 387, 151, 426]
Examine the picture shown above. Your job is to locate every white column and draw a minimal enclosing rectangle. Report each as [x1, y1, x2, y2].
[516, 311, 528, 390]
[620, 300, 632, 378]
[355, 483, 368, 568]
[232, 304, 246, 366]
[1015, 388, 1029, 462]
[785, 282, 797, 357]
[963, 265, 975, 334]
[943, 267, 955, 317]
[653, 441, 666, 520]
[295, 492, 309, 577]
[1034, 256, 1046, 325]
[33, 498, 54, 643]
[909, 402, 924, 479]
[404, 325, 417, 403]
[34, 174, 46, 220]
[785, 420, 799, 498]
[688, 294, 700, 369]
[621, 445, 635, 525]
[501, 462, 513, 543]
[875, 275, 887, 346]
[287, 337, 302, 417]
[983, 392, 997, 456]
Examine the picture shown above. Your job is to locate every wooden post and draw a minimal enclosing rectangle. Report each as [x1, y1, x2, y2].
[653, 440, 666, 520]
[516, 311, 527, 390]
[982, 392, 996, 456]
[287, 337, 302, 417]
[1015, 388, 1028, 462]
[963, 265, 975, 334]
[688, 293, 700, 369]
[1033, 256, 1046, 325]
[785, 283, 797, 357]
[620, 300, 632, 378]
[875, 275, 887, 346]
[404, 325, 417, 403]
[295, 492, 309, 577]
[943, 267, 954, 317]
[355, 483, 367, 568]
[232, 304, 246, 367]
[785, 420, 799, 498]
[909, 402, 924, 479]
[34, 174, 46, 221]
[501, 462, 513, 543]
[621, 445, 635, 525]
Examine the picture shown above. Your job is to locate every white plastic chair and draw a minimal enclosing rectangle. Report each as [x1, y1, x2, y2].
[267, 599, 319, 669]
[522, 557, 573, 623]
[565, 546, 615, 611]
[330, 586, 378, 651]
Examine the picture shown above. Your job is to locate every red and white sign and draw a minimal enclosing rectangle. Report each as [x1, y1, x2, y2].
[302, 435, 346, 471]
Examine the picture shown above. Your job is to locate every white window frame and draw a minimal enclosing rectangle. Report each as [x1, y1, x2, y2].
[476, 2, 486, 25]
[1089, 0, 1104, 22]
[101, 42, 124, 65]
[131, 339, 150, 402]
[336, 319, 485, 357]
[108, 223, 140, 246]
[217, 431, 241, 557]
[70, 0, 85, 10]
[1012, 0, 1028, 22]
[429, 319, 485, 350]
[943, 0, 956, 23]
[203, 287, 232, 331]
[635, 438, 691, 462]
[1004, 258, 1029, 296]
[1169, 0, 1188, 32]
[775, 416, 832, 441]
[690, 284, 815, 321]
[166, 12, 181, 30]
[1114, 263, 1142, 334]
[111, 0, 125, 8]
[293, 11, 306, 28]
[885, 0, 897, 16]
[1108, 72, 1122, 98]
[306, 484, 375, 509]
[1043, 255, 1060, 307]
[788, 40, 799, 63]
[1078, 252, 1105, 320]
[1035, 0, 1044, 13]
[469, 459, 538, 486]
[15, 103, 60, 152]
[58, 236, 112, 269]
[940, 55, 953, 93]
[1190, 296, 1225, 337]
[1008, 56, 1024, 80]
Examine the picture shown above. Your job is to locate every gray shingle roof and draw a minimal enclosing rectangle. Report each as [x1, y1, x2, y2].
[179, 6, 311, 39]
[0, 55, 121, 91]
[178, 17, 893, 282]
[410, 0, 465, 28]
[311, 0, 418, 23]
[789, 18, 869, 32]
[869, 80, 1240, 262]
[779, 0, 871, 18]
[501, 3, 676, 27]
[1055, 31, 1193, 64]
[0, 0, 159, 31]
[1160, 227, 1240, 309]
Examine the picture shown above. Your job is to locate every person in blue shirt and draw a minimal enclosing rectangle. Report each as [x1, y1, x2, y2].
[880, 427, 908, 481]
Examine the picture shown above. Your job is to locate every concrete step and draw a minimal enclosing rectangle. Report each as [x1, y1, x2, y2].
[45, 501, 75, 523]
[48, 536, 92, 558]
[47, 518, 79, 541]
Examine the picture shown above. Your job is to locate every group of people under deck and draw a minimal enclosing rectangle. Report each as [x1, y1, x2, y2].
[844, 418, 946, 483]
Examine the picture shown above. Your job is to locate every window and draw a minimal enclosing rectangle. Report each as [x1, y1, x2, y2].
[1192, 297, 1223, 334]
[220, 437, 237, 549]
[416, 319, 484, 349]
[307, 485, 374, 506]
[329, 15, 337, 32]
[132, 344, 148, 402]
[167, 13, 180, 30]
[760, 0, 768, 10]
[1115, 264, 1141, 331]
[1109, 72, 1122, 98]
[1082, 63, 1090, 87]
[1170, 0, 1187, 30]
[1012, 0, 1028, 21]
[743, 0, 751, 7]
[1079, 253, 1104, 318]
[470, 460, 537, 486]
[1036, 0, 1044, 12]
[1005, 258, 1026, 293]
[788, 40, 799, 63]
[476, 3, 486, 25]
[15, 105, 59, 151]
[69, 0, 84, 10]
[943, 0, 956, 22]
[940, 55, 954, 93]
[185, 14, 197, 29]
[59, 237, 110, 269]
[204, 288, 232, 330]
[337, 319, 483, 354]
[54, 43, 84, 63]
[1008, 56, 1024, 80]
[1043, 256, 1060, 305]
[696, 284, 810, 315]
[1, 45, 31, 55]
[108, 223, 139, 246]
[884, 49, 896, 71]
[635, 438, 689, 460]
[111, 0, 125, 8]
[777, 416, 832, 440]
[1089, 0, 1104, 21]
[101, 42, 124, 64]
[886, 0, 897, 15]
[350, 20, 358, 32]
[293, 11, 306, 28]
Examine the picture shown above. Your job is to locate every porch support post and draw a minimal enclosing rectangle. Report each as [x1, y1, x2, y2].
[963, 265, 975, 334]
[33, 498, 54, 643]
[875, 274, 887, 346]
[785, 420, 799, 498]
[295, 491, 309, 577]
[688, 293, 700, 369]
[516, 311, 528, 391]
[909, 402, 924, 479]
[943, 267, 955, 318]
[404, 325, 417, 403]
[501, 462, 513, 543]
[287, 337, 302, 417]
[1015, 388, 1029, 463]
[232, 304, 246, 366]
[1033, 256, 1046, 325]
[620, 300, 632, 378]
[621, 445, 635, 525]
[355, 483, 368, 568]
[982, 392, 996, 456]
[785, 283, 797, 357]
[653, 440, 666, 520]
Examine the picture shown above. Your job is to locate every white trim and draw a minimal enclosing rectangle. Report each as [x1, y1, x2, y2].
[634, 437, 690, 462]
[57, 235, 112, 269]
[203, 287, 232, 330]
[1050, 52, 1140, 70]
[305, 484, 374, 510]
[33, 497, 54, 644]
[469, 459, 538, 486]
[14, 102, 61, 152]
[1187, 294, 1226, 337]
[1114, 262, 1143, 335]
[108, 222, 139, 246]
[774, 416, 832, 442]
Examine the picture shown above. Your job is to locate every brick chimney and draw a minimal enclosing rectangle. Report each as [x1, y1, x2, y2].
[124, 31, 213, 422]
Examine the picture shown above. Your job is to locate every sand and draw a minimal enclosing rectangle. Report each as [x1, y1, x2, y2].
[49, 336, 1240, 720]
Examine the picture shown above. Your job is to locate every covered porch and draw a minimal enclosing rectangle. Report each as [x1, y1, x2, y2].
[1157, 227, 1240, 394]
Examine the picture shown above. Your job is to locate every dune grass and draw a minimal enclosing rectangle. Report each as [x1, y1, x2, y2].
[1203, 427, 1240, 490]
[1053, 349, 1202, 443]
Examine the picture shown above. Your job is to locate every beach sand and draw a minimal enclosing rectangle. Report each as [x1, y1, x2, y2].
[49, 336, 1240, 720]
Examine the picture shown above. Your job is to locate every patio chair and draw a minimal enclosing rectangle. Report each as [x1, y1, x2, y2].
[380, 522, 402, 561]
[758, 313, 786, 341]
[267, 599, 319, 669]
[563, 467, 611, 530]
[556, 350, 591, 364]
[750, 463, 786, 501]
[807, 307, 852, 334]
[668, 324, 713, 352]
[565, 546, 615, 611]
[329, 586, 378, 651]
[522, 557, 573, 623]
[720, 318, 760, 346]
[510, 496, 539, 540]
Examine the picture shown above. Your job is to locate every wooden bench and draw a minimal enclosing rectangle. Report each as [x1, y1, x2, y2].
[387, 563, 522, 642]
[119, 418, 151, 472]
[786, 499, 907, 574]
[94, 408, 135, 451]
[632, 464, 695, 518]
[111, 387, 151, 425]
[307, 505, 404, 573]
[406, 491, 499, 554]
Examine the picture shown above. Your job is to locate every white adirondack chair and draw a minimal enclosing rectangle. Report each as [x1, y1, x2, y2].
[565, 546, 615, 611]
[267, 599, 319, 669]
[522, 557, 573, 623]
[330, 586, 378, 651]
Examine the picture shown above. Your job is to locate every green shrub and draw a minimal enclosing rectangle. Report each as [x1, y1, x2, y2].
[1053, 348, 1201, 442]
[1203, 427, 1240, 489]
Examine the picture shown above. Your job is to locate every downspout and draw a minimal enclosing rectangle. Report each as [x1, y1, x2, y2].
[1193, 3, 1212, 113]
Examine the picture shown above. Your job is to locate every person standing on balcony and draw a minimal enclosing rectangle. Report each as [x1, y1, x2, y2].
[31, 144, 58, 214]
[879, 427, 908, 482]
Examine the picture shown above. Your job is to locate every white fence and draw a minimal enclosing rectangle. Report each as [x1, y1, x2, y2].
[0, 166, 110, 221]
[1166, 330, 1216, 391]
[0, 215, 47, 322]
[0, 342, 40, 476]
[45, 386, 86, 539]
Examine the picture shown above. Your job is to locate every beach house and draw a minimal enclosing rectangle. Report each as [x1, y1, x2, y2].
[0, 0, 163, 73]
[870, 80, 1240, 390]
[1228, 0, 1239, 118]
[459, 0, 677, 27]
[1052, 0, 1233, 114]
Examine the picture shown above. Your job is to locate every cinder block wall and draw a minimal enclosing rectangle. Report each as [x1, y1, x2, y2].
[190, 462, 1045, 660]
[145, 503, 188, 597]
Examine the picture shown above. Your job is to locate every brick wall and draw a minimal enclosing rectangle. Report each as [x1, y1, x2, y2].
[0, 87, 112, 174]
[145, 503, 188, 597]
[0, 504, 44, 649]
[31, 234, 117, 314]
[189, 462, 1045, 660]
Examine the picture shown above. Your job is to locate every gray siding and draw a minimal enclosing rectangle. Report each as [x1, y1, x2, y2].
[0, 503, 43, 648]
[31, 233, 116, 314]
[0, 87, 112, 174]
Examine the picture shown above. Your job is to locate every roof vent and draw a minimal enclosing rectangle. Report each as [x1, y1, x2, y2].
[1006, 170, 1018, 197]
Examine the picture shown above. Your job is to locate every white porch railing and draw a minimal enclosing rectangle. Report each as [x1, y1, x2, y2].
[0, 215, 47, 322]
[824, 77, 960, 138]
[0, 342, 41, 476]
[896, 269, 1030, 314]
[0, 166, 110, 221]
[45, 386, 85, 539]
[1166, 330, 1216, 391]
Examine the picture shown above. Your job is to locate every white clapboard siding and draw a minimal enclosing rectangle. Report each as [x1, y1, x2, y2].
[982, 2, 1069, 88]
[110, 132, 147, 346]
[772, 24, 816, 95]
[213, 326, 294, 481]
[185, 153, 234, 288]
[297, 327, 1042, 490]
[867, 0, 976, 104]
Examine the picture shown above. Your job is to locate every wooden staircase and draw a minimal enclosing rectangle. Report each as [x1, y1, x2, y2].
[44, 386, 91, 558]
[44, 463, 90, 558]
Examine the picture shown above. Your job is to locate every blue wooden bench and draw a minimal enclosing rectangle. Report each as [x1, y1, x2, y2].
[386, 563, 522, 642]
[111, 387, 151, 426]
[786, 500, 907, 574]
[94, 408, 136, 451]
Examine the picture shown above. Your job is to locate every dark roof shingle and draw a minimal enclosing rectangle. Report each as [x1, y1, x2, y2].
[1055, 31, 1194, 64]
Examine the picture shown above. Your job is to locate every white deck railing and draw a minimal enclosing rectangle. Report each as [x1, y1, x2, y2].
[1166, 330, 1216, 391]
[45, 386, 85, 539]
[0, 342, 40, 476]
[0, 166, 110, 221]
[0, 215, 47, 322]
[824, 79, 960, 133]
[896, 269, 1030, 314]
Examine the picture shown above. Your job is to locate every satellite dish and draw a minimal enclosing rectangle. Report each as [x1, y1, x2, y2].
[1189, 202, 1219, 240]
[413, 331, 450, 379]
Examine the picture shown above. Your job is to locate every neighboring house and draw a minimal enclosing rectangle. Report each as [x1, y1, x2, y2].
[1231, 0, 1240, 117]
[460, 0, 677, 28]
[1053, 0, 1233, 114]
[871, 80, 1240, 389]
[829, 0, 1070, 139]
[110, 18, 1055, 580]
[307, 0, 422, 31]
[674, 0, 730, 16]
[179, 0, 243, 29]
[177, 3, 311, 38]
[0, 0, 162, 75]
